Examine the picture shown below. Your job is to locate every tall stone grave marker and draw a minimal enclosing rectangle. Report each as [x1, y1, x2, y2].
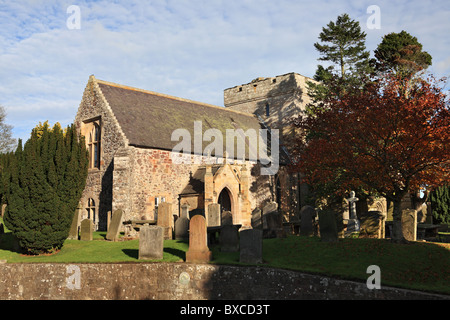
[251, 208, 262, 230]
[219, 225, 240, 252]
[139, 225, 164, 260]
[175, 204, 190, 240]
[157, 202, 173, 240]
[207, 203, 221, 227]
[401, 209, 417, 241]
[300, 205, 316, 236]
[186, 215, 212, 263]
[318, 210, 338, 242]
[68, 206, 81, 240]
[221, 210, 232, 226]
[80, 219, 93, 241]
[106, 209, 123, 241]
[239, 229, 263, 264]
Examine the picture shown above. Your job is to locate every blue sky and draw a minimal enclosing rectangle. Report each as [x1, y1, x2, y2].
[1, 0, 449, 142]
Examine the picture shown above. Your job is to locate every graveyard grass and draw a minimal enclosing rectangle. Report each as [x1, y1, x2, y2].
[0, 221, 449, 295]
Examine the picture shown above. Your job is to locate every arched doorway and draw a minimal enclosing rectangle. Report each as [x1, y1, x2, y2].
[218, 188, 232, 225]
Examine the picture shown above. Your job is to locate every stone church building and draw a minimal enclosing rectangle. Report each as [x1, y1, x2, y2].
[74, 72, 313, 231]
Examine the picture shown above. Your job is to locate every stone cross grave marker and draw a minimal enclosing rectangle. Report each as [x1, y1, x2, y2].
[139, 225, 164, 260]
[207, 203, 221, 227]
[346, 191, 360, 232]
[157, 202, 173, 240]
[318, 210, 338, 242]
[80, 219, 93, 241]
[106, 209, 123, 241]
[186, 215, 212, 263]
[239, 229, 263, 264]
[300, 205, 316, 237]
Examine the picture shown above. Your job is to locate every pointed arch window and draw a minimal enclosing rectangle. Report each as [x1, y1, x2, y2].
[85, 121, 101, 169]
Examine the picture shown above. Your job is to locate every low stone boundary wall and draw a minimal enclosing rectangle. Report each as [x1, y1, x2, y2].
[0, 263, 447, 300]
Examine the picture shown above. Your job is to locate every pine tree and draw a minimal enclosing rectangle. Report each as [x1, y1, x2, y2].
[307, 13, 374, 108]
[3, 123, 88, 254]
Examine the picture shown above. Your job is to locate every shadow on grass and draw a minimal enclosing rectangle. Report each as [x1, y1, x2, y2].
[121, 247, 186, 261]
[0, 233, 25, 254]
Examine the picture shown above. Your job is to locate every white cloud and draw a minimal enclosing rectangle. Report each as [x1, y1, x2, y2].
[0, 0, 449, 142]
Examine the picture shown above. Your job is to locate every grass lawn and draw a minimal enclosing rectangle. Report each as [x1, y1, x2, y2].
[0, 224, 449, 295]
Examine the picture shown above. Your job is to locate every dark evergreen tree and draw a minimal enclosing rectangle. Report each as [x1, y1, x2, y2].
[430, 186, 450, 225]
[374, 30, 432, 76]
[3, 123, 88, 254]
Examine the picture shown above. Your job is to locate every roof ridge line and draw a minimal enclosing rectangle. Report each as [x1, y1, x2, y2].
[93, 76, 258, 118]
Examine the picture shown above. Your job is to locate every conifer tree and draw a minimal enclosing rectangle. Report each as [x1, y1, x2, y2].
[430, 186, 450, 225]
[3, 123, 88, 254]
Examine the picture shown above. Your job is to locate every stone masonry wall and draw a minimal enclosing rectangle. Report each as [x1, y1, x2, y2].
[74, 76, 128, 230]
[0, 263, 447, 300]
[115, 148, 270, 223]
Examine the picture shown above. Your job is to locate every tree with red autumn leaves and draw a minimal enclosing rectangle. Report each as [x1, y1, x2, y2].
[291, 74, 450, 242]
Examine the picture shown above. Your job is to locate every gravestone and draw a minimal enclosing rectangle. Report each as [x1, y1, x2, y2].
[318, 210, 338, 242]
[239, 229, 263, 264]
[106, 211, 112, 231]
[346, 191, 360, 232]
[80, 219, 93, 241]
[300, 205, 316, 236]
[157, 202, 173, 240]
[186, 215, 212, 263]
[221, 210, 232, 226]
[181, 204, 190, 219]
[359, 211, 384, 238]
[219, 224, 240, 252]
[262, 202, 279, 238]
[251, 208, 262, 230]
[139, 225, 164, 260]
[175, 216, 190, 241]
[207, 203, 221, 227]
[106, 209, 123, 241]
[68, 207, 81, 240]
[401, 209, 417, 241]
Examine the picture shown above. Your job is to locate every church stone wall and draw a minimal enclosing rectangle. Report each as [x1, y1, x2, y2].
[74, 76, 129, 230]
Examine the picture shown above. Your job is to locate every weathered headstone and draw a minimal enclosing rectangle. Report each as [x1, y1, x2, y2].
[401, 209, 417, 241]
[207, 203, 221, 227]
[157, 202, 173, 240]
[219, 225, 240, 252]
[359, 211, 383, 238]
[262, 202, 282, 238]
[318, 210, 338, 242]
[239, 229, 263, 264]
[106, 209, 124, 241]
[300, 205, 315, 236]
[175, 215, 190, 241]
[68, 207, 81, 240]
[251, 208, 262, 230]
[186, 215, 212, 263]
[139, 225, 164, 260]
[221, 210, 232, 226]
[181, 204, 190, 219]
[80, 219, 93, 241]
